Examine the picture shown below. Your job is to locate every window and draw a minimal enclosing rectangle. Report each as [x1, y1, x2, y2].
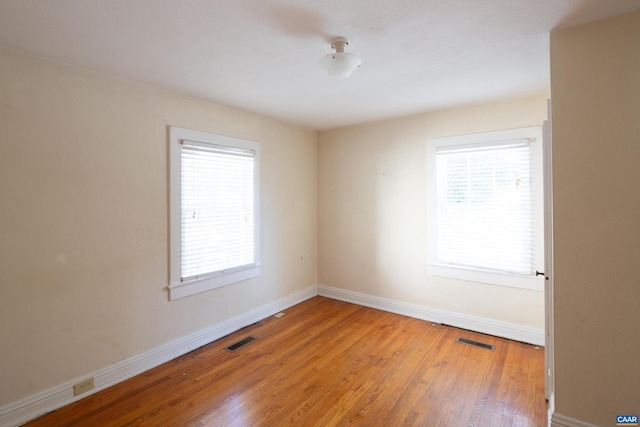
[426, 127, 543, 290]
[169, 126, 260, 300]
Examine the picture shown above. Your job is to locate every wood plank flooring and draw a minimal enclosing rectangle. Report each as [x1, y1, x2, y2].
[24, 296, 546, 426]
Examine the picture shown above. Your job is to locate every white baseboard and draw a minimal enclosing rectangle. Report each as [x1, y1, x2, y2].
[317, 284, 544, 346]
[0, 285, 318, 427]
[1, 284, 544, 427]
[551, 412, 601, 427]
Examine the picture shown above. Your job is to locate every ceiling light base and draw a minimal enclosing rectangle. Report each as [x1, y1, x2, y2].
[330, 37, 349, 52]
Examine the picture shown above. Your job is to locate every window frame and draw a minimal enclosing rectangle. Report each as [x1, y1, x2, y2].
[426, 126, 544, 291]
[169, 126, 261, 300]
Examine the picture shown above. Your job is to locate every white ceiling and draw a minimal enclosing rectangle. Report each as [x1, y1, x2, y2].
[1, 1, 639, 130]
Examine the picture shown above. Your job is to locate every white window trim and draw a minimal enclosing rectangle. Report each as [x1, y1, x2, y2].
[169, 126, 261, 300]
[426, 126, 544, 291]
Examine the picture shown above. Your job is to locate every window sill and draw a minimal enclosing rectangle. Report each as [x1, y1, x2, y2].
[428, 264, 543, 291]
[169, 265, 261, 300]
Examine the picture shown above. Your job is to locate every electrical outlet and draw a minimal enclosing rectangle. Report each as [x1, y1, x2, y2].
[73, 377, 95, 396]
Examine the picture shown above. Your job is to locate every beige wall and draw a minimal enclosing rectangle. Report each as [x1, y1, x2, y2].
[318, 94, 548, 328]
[0, 48, 317, 405]
[550, 11, 640, 426]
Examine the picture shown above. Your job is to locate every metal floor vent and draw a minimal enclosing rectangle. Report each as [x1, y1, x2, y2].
[225, 336, 256, 352]
[456, 337, 495, 351]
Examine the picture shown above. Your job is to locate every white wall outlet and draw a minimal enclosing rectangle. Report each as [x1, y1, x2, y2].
[73, 377, 95, 396]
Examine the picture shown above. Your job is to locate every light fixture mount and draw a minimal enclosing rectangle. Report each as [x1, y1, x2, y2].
[320, 36, 362, 79]
[330, 36, 350, 53]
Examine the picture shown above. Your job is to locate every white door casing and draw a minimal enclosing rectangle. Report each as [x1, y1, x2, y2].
[542, 99, 555, 403]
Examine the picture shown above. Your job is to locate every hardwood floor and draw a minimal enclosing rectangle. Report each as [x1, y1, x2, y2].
[24, 297, 546, 426]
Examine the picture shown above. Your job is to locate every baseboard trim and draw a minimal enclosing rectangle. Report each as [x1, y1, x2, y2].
[317, 284, 544, 346]
[551, 412, 601, 427]
[1, 284, 545, 426]
[0, 285, 318, 427]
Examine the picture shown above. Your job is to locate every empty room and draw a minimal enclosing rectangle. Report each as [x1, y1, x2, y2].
[1, 1, 639, 426]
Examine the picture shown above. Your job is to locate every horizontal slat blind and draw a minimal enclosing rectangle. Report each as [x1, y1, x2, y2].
[180, 141, 255, 281]
[435, 139, 533, 275]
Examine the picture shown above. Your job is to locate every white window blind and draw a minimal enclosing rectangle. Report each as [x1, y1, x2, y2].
[180, 140, 256, 282]
[435, 139, 534, 275]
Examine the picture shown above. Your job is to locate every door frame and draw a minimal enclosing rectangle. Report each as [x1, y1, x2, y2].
[543, 99, 555, 403]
